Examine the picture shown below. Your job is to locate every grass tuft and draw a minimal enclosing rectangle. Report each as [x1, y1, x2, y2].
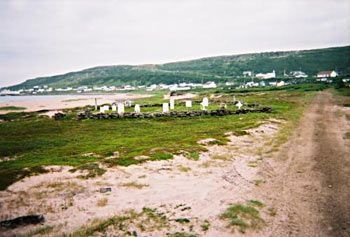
[97, 198, 108, 207]
[119, 182, 149, 189]
[220, 202, 265, 233]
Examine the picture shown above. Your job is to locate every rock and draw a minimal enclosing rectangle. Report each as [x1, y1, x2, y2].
[0, 215, 45, 229]
[99, 187, 112, 193]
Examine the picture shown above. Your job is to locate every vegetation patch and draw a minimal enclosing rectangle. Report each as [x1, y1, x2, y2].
[343, 132, 350, 140]
[178, 165, 191, 172]
[97, 198, 108, 207]
[167, 232, 198, 237]
[0, 106, 26, 111]
[0, 89, 315, 190]
[220, 201, 265, 233]
[186, 152, 200, 161]
[24, 225, 55, 237]
[119, 182, 149, 189]
[253, 179, 265, 186]
[211, 153, 231, 161]
[69, 163, 106, 179]
[200, 220, 210, 232]
[70, 207, 174, 236]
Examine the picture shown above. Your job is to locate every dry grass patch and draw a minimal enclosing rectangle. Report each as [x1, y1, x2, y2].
[119, 182, 149, 189]
[211, 153, 232, 161]
[200, 161, 214, 168]
[178, 165, 191, 172]
[97, 198, 108, 207]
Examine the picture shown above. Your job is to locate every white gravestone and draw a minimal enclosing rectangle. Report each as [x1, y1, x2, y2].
[163, 103, 169, 112]
[185, 100, 192, 108]
[100, 107, 105, 113]
[200, 102, 207, 111]
[117, 103, 125, 114]
[236, 101, 243, 109]
[112, 103, 117, 111]
[103, 105, 109, 111]
[202, 97, 209, 107]
[170, 99, 175, 110]
[125, 100, 132, 107]
[135, 104, 141, 113]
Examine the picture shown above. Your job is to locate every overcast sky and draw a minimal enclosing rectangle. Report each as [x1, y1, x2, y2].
[0, 0, 349, 87]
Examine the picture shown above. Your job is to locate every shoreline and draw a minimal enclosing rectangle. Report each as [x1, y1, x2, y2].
[0, 93, 152, 114]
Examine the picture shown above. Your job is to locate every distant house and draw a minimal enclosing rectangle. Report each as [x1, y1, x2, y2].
[277, 81, 286, 87]
[203, 81, 217, 89]
[256, 70, 276, 79]
[291, 71, 308, 78]
[243, 71, 252, 77]
[317, 71, 338, 78]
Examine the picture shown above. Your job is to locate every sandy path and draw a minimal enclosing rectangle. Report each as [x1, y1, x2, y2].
[257, 90, 350, 237]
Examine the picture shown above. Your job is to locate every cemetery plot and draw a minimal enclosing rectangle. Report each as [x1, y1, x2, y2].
[0, 89, 315, 190]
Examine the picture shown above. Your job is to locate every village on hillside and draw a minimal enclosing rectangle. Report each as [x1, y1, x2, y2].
[1, 69, 347, 96]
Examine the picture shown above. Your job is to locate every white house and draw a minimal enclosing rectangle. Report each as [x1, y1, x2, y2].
[256, 70, 276, 79]
[203, 81, 217, 89]
[277, 81, 286, 87]
[291, 71, 308, 78]
[317, 71, 338, 78]
[243, 71, 253, 77]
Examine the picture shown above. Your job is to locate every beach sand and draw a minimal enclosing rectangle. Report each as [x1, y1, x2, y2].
[0, 93, 151, 114]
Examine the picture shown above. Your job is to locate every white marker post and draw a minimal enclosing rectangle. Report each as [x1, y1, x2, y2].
[135, 104, 141, 113]
[117, 103, 125, 115]
[104, 105, 109, 111]
[112, 103, 117, 111]
[170, 99, 175, 110]
[185, 100, 192, 108]
[236, 101, 243, 110]
[100, 107, 105, 113]
[94, 98, 98, 111]
[163, 103, 169, 112]
[202, 97, 209, 107]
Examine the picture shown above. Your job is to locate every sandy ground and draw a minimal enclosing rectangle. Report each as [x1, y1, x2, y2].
[0, 93, 151, 114]
[1, 90, 349, 236]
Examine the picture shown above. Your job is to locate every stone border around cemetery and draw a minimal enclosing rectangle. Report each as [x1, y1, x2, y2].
[75, 107, 272, 120]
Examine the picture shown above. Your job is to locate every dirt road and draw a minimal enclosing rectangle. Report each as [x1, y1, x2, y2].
[260, 90, 350, 237]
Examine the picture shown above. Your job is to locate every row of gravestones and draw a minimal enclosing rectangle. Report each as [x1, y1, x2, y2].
[77, 107, 272, 120]
[97, 97, 244, 115]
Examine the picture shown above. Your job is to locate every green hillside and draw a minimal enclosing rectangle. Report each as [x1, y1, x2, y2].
[5, 45, 350, 90]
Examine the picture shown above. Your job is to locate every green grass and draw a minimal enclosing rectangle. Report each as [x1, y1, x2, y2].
[0, 89, 316, 190]
[186, 152, 200, 161]
[69, 163, 106, 179]
[0, 106, 26, 111]
[220, 202, 265, 233]
[70, 207, 171, 236]
[200, 220, 210, 231]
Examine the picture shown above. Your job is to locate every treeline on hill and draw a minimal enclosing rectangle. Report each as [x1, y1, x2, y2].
[5, 45, 350, 90]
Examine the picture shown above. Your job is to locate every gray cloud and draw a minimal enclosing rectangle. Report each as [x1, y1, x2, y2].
[0, 0, 349, 87]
